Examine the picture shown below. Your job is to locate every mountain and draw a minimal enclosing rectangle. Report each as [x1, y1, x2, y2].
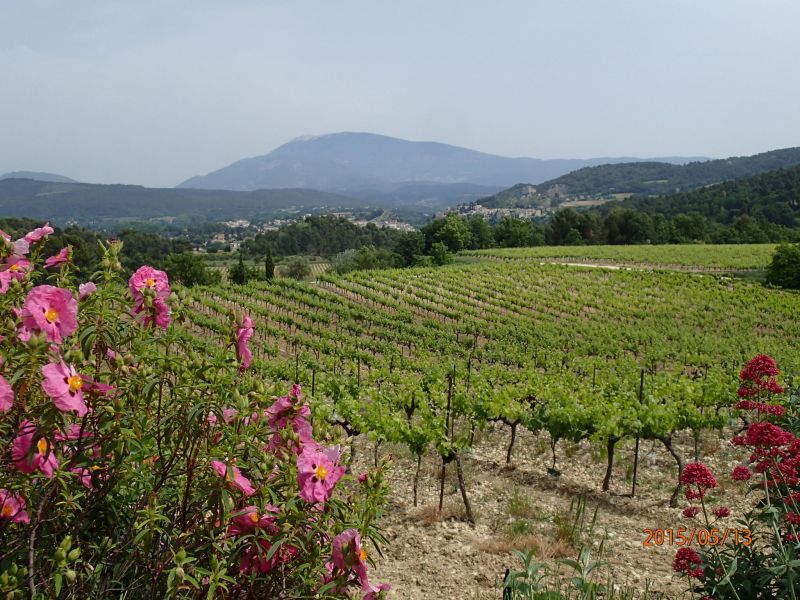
[608, 164, 800, 227]
[0, 171, 77, 183]
[0, 178, 373, 225]
[471, 147, 800, 211]
[534, 147, 800, 198]
[177, 132, 703, 192]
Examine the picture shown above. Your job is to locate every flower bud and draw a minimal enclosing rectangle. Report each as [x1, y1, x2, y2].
[175, 567, 185, 582]
[67, 548, 80, 562]
[65, 569, 77, 583]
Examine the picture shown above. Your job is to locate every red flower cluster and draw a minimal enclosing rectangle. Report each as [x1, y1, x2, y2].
[735, 399, 786, 416]
[682, 506, 701, 518]
[731, 466, 752, 481]
[673, 547, 703, 578]
[737, 354, 784, 398]
[681, 462, 717, 500]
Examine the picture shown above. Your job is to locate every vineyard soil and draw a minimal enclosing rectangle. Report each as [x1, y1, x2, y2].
[360, 426, 748, 599]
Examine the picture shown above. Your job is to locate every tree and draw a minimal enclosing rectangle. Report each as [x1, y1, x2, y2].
[264, 246, 275, 281]
[429, 242, 452, 266]
[467, 215, 494, 249]
[229, 251, 248, 285]
[163, 252, 220, 287]
[493, 216, 533, 247]
[284, 256, 311, 280]
[766, 244, 800, 288]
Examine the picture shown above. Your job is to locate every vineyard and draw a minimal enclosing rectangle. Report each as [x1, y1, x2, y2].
[460, 244, 778, 270]
[175, 256, 800, 596]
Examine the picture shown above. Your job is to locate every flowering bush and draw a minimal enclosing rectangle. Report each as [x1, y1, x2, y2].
[0, 225, 390, 598]
[673, 354, 799, 599]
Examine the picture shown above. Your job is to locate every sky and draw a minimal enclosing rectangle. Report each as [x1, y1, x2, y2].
[2, 0, 799, 187]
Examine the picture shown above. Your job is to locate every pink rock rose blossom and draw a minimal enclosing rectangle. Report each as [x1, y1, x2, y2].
[211, 459, 256, 496]
[0, 372, 13, 413]
[41, 360, 89, 416]
[21, 285, 78, 344]
[12, 420, 59, 478]
[0, 489, 29, 524]
[296, 444, 345, 503]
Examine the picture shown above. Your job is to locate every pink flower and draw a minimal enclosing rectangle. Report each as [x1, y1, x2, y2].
[0, 373, 13, 413]
[128, 265, 170, 299]
[129, 266, 171, 330]
[132, 295, 171, 330]
[265, 391, 314, 453]
[0, 489, 29, 524]
[332, 529, 370, 588]
[13, 239, 29, 256]
[239, 539, 299, 574]
[71, 466, 95, 489]
[78, 282, 97, 300]
[297, 445, 345, 503]
[228, 504, 280, 537]
[12, 420, 59, 478]
[23, 223, 54, 244]
[358, 472, 368, 484]
[364, 582, 392, 599]
[0, 256, 31, 294]
[732, 466, 752, 481]
[236, 314, 254, 371]
[44, 246, 71, 268]
[21, 285, 78, 344]
[41, 361, 89, 417]
[210, 460, 256, 496]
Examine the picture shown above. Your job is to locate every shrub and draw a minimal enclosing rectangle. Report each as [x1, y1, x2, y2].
[0, 225, 389, 598]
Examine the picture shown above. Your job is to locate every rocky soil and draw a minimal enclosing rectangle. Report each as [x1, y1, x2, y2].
[354, 425, 752, 599]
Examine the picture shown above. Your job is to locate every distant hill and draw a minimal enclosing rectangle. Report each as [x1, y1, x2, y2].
[177, 132, 702, 192]
[0, 178, 373, 225]
[609, 164, 800, 227]
[472, 147, 800, 210]
[0, 171, 77, 183]
[535, 147, 800, 197]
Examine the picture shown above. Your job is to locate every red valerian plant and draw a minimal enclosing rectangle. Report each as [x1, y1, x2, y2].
[0, 224, 390, 599]
[675, 354, 799, 600]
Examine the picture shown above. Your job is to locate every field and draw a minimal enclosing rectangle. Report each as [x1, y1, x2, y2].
[460, 244, 778, 270]
[178, 252, 799, 597]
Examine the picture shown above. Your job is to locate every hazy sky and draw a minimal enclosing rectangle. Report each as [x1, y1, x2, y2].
[2, 1, 799, 187]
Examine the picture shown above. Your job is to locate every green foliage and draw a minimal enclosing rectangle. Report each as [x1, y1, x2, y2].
[421, 213, 473, 252]
[537, 147, 800, 197]
[163, 252, 220, 287]
[766, 243, 800, 288]
[429, 242, 452, 265]
[332, 246, 401, 274]
[228, 251, 249, 285]
[264, 246, 275, 281]
[284, 256, 312, 280]
[0, 232, 389, 598]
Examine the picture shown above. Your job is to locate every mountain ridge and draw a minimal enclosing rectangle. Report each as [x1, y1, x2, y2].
[177, 131, 705, 192]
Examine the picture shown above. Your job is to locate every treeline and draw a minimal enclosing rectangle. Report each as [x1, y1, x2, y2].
[614, 165, 800, 228]
[538, 147, 800, 196]
[0, 218, 217, 286]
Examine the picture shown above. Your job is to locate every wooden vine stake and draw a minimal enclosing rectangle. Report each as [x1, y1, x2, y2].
[631, 369, 645, 497]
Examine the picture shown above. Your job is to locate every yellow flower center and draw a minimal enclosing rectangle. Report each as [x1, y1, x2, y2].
[37, 438, 48, 455]
[359, 548, 367, 562]
[1, 503, 12, 517]
[9, 264, 19, 273]
[45, 308, 59, 323]
[314, 464, 328, 480]
[68, 375, 83, 392]
[146, 277, 155, 287]
[249, 511, 260, 523]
